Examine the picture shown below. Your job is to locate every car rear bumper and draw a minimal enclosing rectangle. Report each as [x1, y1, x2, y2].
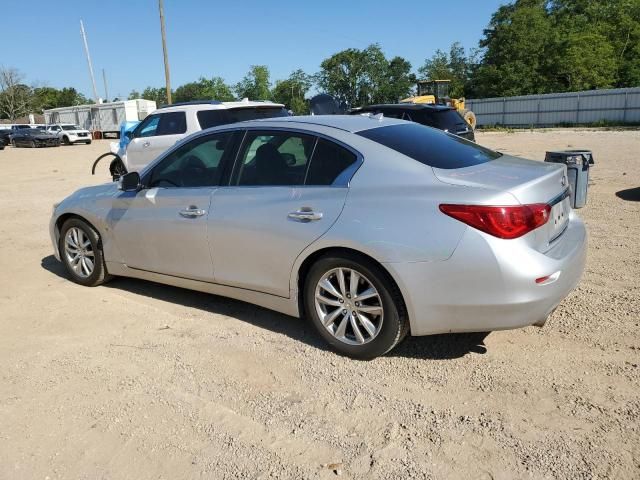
[385, 213, 587, 336]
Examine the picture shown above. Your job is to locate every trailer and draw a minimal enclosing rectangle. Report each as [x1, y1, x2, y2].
[44, 99, 156, 138]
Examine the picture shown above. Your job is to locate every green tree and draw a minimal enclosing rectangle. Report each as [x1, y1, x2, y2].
[418, 42, 470, 98]
[472, 0, 553, 97]
[56, 87, 88, 107]
[317, 44, 413, 108]
[32, 87, 60, 111]
[174, 77, 235, 102]
[128, 90, 141, 100]
[140, 86, 170, 106]
[272, 69, 313, 114]
[382, 57, 415, 102]
[235, 65, 271, 100]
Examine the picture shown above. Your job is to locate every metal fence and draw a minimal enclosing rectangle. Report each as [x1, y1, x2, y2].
[467, 87, 640, 127]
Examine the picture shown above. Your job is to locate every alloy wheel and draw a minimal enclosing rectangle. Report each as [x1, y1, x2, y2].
[314, 267, 384, 345]
[63, 227, 95, 278]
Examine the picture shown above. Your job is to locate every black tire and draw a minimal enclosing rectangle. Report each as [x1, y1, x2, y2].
[304, 253, 409, 359]
[59, 218, 112, 287]
[86, 140, 92, 145]
[62, 136, 70, 145]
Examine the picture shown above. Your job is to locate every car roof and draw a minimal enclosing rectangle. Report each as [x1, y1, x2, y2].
[231, 114, 408, 133]
[157, 98, 285, 113]
[354, 103, 454, 112]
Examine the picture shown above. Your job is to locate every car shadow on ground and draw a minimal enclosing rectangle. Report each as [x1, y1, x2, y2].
[41, 255, 489, 361]
[616, 187, 640, 202]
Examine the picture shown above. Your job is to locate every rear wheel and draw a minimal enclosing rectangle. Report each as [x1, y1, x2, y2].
[304, 254, 408, 359]
[59, 218, 112, 287]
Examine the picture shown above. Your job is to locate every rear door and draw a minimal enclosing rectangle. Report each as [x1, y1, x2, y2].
[208, 130, 359, 297]
[126, 111, 187, 171]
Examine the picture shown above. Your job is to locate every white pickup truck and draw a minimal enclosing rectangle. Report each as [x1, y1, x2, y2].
[45, 124, 92, 145]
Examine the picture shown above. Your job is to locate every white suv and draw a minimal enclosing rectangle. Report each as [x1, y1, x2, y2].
[46, 124, 92, 145]
[122, 99, 288, 172]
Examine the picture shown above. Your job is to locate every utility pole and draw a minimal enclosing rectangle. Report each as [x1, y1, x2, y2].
[80, 20, 99, 103]
[158, 0, 172, 105]
[102, 68, 109, 102]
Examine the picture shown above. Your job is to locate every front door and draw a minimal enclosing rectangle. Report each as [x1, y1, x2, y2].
[111, 131, 239, 280]
[126, 111, 187, 172]
[209, 130, 359, 297]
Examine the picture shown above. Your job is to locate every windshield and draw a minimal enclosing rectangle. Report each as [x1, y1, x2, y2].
[61, 125, 81, 130]
[197, 107, 288, 129]
[356, 123, 501, 169]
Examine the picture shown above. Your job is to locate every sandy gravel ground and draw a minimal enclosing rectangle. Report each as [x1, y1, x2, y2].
[0, 129, 638, 480]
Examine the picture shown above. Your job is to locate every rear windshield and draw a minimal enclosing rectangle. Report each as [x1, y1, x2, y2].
[356, 123, 501, 169]
[198, 107, 288, 129]
[412, 109, 467, 131]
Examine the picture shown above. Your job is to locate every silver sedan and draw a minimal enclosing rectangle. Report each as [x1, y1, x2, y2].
[50, 115, 587, 359]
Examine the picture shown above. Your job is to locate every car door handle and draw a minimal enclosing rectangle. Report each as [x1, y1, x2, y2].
[288, 209, 323, 222]
[142, 141, 151, 147]
[179, 206, 207, 218]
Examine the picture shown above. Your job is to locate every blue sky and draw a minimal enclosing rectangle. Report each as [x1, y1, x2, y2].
[2, 0, 506, 99]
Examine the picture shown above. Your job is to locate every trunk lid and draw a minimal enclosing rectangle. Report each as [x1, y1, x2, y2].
[433, 155, 571, 248]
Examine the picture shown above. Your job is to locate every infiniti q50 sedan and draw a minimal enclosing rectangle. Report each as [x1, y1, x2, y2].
[50, 115, 587, 359]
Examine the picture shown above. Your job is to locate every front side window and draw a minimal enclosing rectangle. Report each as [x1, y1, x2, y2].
[235, 131, 315, 186]
[147, 132, 236, 188]
[136, 115, 160, 138]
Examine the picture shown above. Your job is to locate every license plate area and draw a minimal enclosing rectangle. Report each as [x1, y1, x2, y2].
[549, 194, 571, 242]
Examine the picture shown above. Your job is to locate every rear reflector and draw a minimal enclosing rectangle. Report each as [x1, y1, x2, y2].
[439, 203, 551, 239]
[535, 271, 561, 285]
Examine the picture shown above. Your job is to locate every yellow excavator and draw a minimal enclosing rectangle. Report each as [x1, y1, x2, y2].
[401, 80, 476, 129]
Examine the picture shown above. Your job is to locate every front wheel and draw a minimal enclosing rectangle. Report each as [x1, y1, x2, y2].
[59, 218, 112, 287]
[62, 136, 70, 145]
[304, 254, 408, 359]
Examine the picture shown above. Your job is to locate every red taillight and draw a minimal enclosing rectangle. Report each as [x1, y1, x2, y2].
[439, 203, 551, 239]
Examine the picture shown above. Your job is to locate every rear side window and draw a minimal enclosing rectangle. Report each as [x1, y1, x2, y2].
[356, 123, 500, 169]
[198, 107, 288, 129]
[306, 139, 357, 185]
[156, 111, 187, 135]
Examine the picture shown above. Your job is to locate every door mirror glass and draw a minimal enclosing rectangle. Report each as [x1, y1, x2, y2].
[118, 171, 141, 191]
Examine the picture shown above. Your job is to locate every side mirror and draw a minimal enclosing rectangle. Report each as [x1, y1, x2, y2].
[118, 171, 141, 191]
[125, 130, 134, 140]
